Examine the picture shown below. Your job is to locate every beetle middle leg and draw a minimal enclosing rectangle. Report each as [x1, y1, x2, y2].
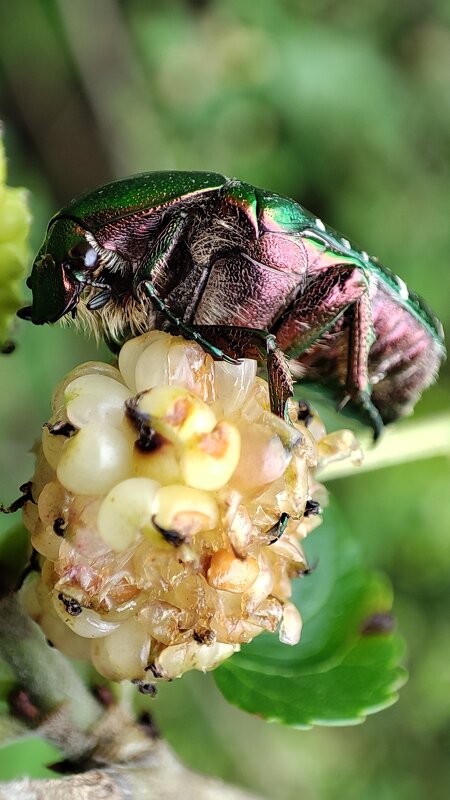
[188, 324, 294, 419]
[273, 264, 384, 438]
[134, 223, 294, 410]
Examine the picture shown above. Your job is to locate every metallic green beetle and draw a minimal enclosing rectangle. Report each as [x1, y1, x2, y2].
[19, 171, 445, 438]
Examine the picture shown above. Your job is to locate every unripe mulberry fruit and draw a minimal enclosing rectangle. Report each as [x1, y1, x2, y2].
[20, 331, 361, 684]
[0, 130, 31, 350]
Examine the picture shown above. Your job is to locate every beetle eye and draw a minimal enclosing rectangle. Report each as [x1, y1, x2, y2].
[69, 242, 98, 271]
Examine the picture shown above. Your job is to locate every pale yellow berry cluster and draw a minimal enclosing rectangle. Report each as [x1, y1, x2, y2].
[20, 331, 361, 685]
[0, 132, 31, 348]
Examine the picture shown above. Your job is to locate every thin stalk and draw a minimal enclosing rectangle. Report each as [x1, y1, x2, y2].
[0, 594, 102, 754]
[320, 412, 450, 481]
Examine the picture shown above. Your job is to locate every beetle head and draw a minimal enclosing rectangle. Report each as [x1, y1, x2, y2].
[18, 217, 99, 325]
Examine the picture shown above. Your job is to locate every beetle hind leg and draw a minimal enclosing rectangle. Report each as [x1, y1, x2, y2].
[341, 293, 384, 439]
[273, 264, 384, 439]
[337, 391, 384, 440]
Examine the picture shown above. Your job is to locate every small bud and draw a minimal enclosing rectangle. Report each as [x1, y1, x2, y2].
[31, 521, 62, 561]
[269, 535, 307, 569]
[52, 362, 125, 414]
[91, 618, 151, 681]
[132, 436, 182, 486]
[228, 505, 254, 557]
[42, 420, 67, 469]
[317, 429, 363, 470]
[64, 374, 131, 428]
[57, 424, 132, 495]
[119, 330, 170, 393]
[213, 358, 257, 415]
[53, 592, 121, 638]
[231, 424, 289, 493]
[153, 640, 239, 680]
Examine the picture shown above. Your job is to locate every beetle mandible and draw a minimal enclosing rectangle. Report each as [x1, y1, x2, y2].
[18, 171, 445, 438]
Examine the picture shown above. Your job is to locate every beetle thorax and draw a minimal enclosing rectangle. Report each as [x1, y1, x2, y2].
[188, 209, 249, 268]
[68, 203, 251, 343]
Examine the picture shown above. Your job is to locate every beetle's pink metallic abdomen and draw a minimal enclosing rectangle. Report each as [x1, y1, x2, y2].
[293, 285, 443, 423]
[367, 288, 443, 422]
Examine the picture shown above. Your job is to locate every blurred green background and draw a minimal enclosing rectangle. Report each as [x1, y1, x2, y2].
[0, 0, 449, 796]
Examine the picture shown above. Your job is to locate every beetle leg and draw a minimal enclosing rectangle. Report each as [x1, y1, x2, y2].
[134, 216, 238, 364]
[340, 294, 384, 439]
[189, 325, 294, 419]
[274, 266, 368, 352]
[273, 265, 383, 437]
[133, 213, 188, 290]
[141, 283, 238, 364]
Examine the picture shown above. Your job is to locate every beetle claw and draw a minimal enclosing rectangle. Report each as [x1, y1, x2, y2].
[338, 392, 384, 441]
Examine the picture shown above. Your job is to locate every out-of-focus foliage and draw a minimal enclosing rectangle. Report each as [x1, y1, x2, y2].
[216, 507, 406, 726]
[0, 134, 30, 349]
[0, 0, 448, 797]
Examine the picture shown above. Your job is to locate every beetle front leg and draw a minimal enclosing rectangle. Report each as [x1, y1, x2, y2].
[133, 213, 188, 291]
[274, 265, 383, 438]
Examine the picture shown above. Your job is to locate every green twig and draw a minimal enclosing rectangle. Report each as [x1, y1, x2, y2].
[319, 412, 450, 481]
[0, 594, 102, 755]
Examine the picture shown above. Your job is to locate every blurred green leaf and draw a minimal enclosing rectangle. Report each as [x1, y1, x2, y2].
[0, 738, 63, 780]
[0, 658, 15, 717]
[0, 133, 31, 350]
[214, 504, 407, 726]
[0, 523, 30, 598]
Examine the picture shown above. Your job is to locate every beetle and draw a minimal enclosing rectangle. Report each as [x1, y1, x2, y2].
[18, 171, 445, 438]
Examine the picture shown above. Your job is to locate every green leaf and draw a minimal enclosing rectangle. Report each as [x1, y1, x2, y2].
[0, 738, 64, 780]
[214, 503, 407, 727]
[0, 523, 30, 598]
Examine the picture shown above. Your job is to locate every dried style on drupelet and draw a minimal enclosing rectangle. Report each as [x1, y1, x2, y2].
[20, 331, 361, 684]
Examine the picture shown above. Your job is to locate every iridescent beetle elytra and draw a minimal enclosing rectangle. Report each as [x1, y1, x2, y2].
[18, 171, 445, 438]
